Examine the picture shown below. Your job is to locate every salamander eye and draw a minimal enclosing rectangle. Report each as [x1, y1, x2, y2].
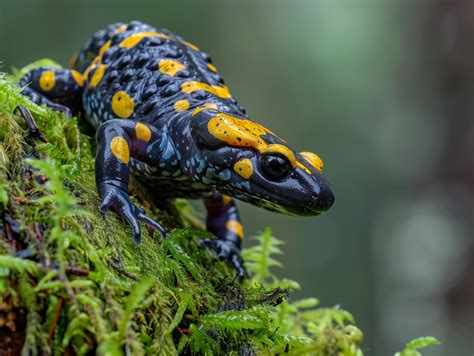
[260, 154, 291, 180]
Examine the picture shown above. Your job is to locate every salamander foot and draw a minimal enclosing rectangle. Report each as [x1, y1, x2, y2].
[98, 180, 166, 243]
[199, 238, 246, 282]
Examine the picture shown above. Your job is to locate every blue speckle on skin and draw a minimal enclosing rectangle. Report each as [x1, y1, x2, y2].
[196, 159, 206, 174]
[218, 169, 231, 181]
[158, 136, 169, 151]
[234, 183, 242, 189]
[163, 143, 175, 160]
[159, 163, 166, 168]
[206, 168, 216, 178]
[176, 151, 181, 160]
[171, 159, 178, 166]
[240, 182, 251, 191]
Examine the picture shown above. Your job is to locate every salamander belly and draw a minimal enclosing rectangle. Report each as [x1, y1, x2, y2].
[129, 159, 212, 199]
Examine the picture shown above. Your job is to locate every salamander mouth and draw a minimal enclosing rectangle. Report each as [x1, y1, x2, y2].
[219, 189, 323, 216]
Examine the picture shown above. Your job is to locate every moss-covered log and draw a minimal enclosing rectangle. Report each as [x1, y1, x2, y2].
[0, 65, 367, 355]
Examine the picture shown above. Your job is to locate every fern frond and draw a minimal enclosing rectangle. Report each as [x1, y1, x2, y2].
[200, 306, 270, 332]
[118, 276, 155, 341]
[0, 255, 41, 276]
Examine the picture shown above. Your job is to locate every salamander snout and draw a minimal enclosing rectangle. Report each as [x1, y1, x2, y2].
[311, 185, 335, 213]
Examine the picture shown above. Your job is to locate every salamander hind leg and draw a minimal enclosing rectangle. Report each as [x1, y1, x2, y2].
[200, 192, 246, 281]
[19, 67, 84, 117]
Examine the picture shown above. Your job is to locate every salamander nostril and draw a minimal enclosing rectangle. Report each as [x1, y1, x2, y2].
[316, 187, 335, 212]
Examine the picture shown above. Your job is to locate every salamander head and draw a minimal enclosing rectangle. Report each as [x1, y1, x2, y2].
[190, 109, 335, 216]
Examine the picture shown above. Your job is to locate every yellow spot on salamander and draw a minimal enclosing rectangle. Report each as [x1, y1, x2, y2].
[233, 159, 253, 180]
[99, 40, 112, 56]
[296, 161, 312, 175]
[119, 31, 171, 48]
[70, 70, 84, 87]
[226, 220, 244, 239]
[113, 24, 127, 34]
[300, 151, 324, 172]
[207, 63, 218, 73]
[174, 99, 190, 111]
[222, 195, 232, 205]
[92, 56, 102, 66]
[159, 59, 186, 77]
[110, 136, 130, 164]
[39, 71, 55, 92]
[89, 65, 106, 88]
[191, 103, 218, 117]
[135, 123, 151, 142]
[208, 114, 266, 149]
[181, 40, 200, 51]
[82, 39, 111, 80]
[182, 81, 231, 99]
[83, 65, 93, 80]
[207, 113, 300, 170]
[111, 91, 135, 119]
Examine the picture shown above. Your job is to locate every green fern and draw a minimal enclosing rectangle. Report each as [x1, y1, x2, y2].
[118, 276, 155, 341]
[241, 228, 364, 354]
[242, 227, 285, 286]
[0, 255, 41, 276]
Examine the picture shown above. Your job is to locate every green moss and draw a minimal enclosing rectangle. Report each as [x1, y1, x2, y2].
[0, 63, 434, 355]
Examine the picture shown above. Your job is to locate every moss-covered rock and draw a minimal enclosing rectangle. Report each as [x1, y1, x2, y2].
[0, 67, 364, 355]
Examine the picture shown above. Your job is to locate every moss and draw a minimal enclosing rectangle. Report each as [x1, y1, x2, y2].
[0, 64, 369, 355]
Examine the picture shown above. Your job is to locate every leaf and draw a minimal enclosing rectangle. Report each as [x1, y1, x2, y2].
[395, 336, 440, 356]
[118, 276, 155, 340]
[0, 255, 41, 276]
[291, 297, 320, 309]
[0, 184, 8, 206]
[163, 238, 203, 283]
[200, 307, 270, 332]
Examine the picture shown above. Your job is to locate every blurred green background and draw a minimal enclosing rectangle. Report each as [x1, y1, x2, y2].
[1, 0, 473, 354]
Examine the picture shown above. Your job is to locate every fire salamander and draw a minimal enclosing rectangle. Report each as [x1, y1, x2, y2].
[19, 21, 335, 279]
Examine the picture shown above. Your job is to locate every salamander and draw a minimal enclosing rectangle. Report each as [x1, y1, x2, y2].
[18, 21, 335, 280]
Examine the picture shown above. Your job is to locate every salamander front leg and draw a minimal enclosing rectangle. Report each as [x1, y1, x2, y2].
[16, 105, 47, 143]
[96, 119, 166, 243]
[19, 67, 84, 117]
[200, 192, 246, 281]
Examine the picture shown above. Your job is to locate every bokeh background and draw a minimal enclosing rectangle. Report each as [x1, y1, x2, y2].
[1, 0, 473, 354]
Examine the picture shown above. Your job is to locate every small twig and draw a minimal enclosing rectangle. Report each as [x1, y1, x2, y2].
[33, 222, 42, 241]
[65, 267, 89, 277]
[176, 327, 190, 335]
[13, 197, 36, 204]
[48, 297, 63, 341]
[270, 326, 280, 340]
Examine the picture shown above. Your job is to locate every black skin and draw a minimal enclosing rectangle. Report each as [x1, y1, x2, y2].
[18, 21, 335, 281]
